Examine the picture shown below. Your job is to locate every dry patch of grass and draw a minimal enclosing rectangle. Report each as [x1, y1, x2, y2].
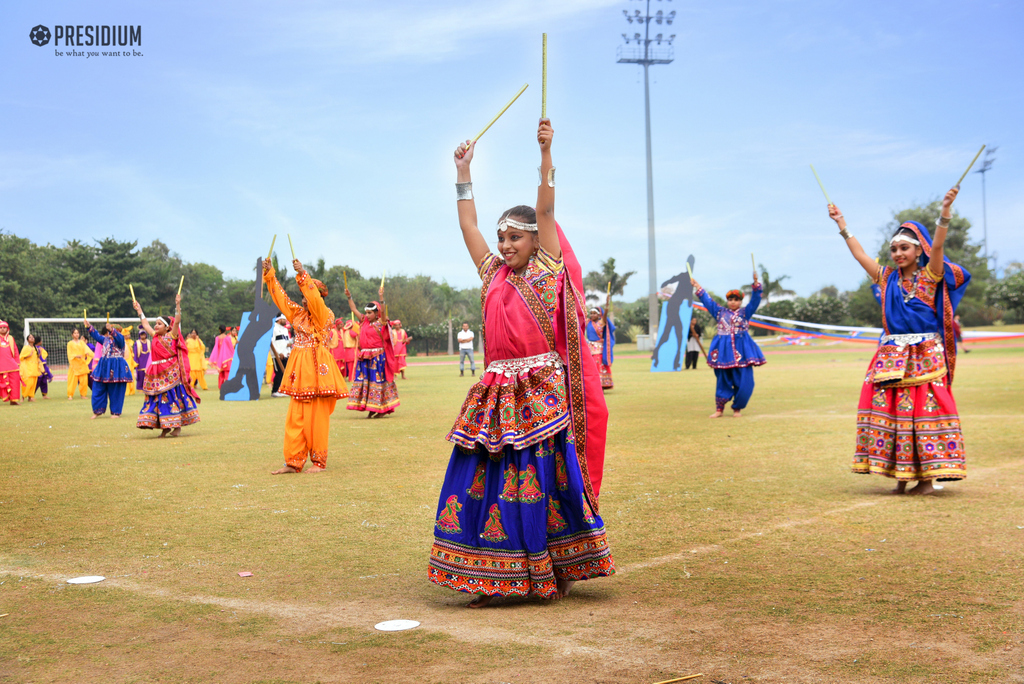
[1, 343, 1022, 682]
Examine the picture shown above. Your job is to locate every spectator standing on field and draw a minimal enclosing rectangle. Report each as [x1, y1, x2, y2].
[457, 323, 476, 377]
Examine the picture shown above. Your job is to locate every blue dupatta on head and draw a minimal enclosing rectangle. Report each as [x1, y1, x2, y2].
[880, 221, 971, 383]
[585, 308, 615, 367]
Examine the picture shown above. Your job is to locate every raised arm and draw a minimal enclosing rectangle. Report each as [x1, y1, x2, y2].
[829, 204, 880, 279]
[454, 140, 490, 269]
[293, 259, 329, 328]
[132, 300, 156, 338]
[691, 278, 723, 319]
[171, 293, 182, 340]
[535, 118, 560, 259]
[85, 324, 105, 344]
[744, 279, 763, 319]
[930, 187, 957, 275]
[262, 259, 302, 323]
[344, 288, 361, 317]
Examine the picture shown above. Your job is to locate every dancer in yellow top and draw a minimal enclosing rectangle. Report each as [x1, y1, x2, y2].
[19, 335, 42, 401]
[185, 329, 209, 390]
[263, 258, 349, 474]
[66, 328, 92, 399]
[123, 326, 138, 396]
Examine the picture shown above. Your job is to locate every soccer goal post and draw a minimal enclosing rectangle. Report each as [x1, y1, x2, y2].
[24, 318, 141, 370]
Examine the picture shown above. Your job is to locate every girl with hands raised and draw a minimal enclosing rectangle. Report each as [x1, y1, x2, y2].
[829, 187, 970, 494]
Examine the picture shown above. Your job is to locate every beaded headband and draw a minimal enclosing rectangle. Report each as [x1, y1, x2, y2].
[497, 216, 538, 233]
[890, 234, 920, 246]
[364, 303, 378, 312]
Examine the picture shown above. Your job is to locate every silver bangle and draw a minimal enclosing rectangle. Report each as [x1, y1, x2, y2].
[456, 182, 473, 201]
[936, 215, 951, 228]
[537, 166, 556, 188]
[839, 228, 853, 240]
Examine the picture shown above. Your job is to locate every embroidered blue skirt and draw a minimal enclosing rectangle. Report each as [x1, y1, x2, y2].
[137, 384, 200, 430]
[346, 354, 399, 414]
[428, 429, 615, 599]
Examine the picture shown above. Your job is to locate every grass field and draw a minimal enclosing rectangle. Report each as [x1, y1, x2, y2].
[1, 340, 1022, 683]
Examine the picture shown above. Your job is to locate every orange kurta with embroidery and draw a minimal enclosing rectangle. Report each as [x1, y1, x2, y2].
[263, 266, 348, 400]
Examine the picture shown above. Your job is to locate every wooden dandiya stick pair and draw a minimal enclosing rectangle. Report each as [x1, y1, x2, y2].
[810, 145, 985, 207]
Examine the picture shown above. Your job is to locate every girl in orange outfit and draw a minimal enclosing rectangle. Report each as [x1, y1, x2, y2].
[263, 258, 349, 474]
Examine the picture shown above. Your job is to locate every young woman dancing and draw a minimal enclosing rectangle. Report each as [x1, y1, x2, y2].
[829, 188, 970, 494]
[84, 318, 133, 418]
[689, 272, 766, 417]
[428, 118, 614, 608]
[344, 287, 399, 417]
[585, 299, 615, 390]
[263, 258, 349, 473]
[134, 294, 201, 437]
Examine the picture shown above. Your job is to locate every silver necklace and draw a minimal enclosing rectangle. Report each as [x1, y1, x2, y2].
[901, 269, 919, 303]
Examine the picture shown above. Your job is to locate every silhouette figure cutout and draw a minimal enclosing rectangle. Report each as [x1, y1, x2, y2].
[220, 257, 277, 401]
[651, 255, 695, 373]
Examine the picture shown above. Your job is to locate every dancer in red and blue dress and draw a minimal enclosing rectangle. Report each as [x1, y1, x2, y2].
[344, 289, 400, 417]
[585, 300, 615, 390]
[689, 275, 765, 417]
[828, 187, 970, 494]
[429, 118, 614, 608]
[83, 317, 133, 418]
[133, 294, 201, 437]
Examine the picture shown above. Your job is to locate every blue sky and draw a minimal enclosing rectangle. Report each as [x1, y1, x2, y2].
[2, 0, 1022, 300]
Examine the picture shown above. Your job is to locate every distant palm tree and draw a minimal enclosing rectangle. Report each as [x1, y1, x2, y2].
[584, 257, 637, 304]
[743, 263, 795, 304]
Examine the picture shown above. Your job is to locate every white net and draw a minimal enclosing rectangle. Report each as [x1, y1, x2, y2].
[24, 318, 140, 370]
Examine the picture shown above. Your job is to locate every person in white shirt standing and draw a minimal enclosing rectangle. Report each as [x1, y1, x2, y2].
[271, 315, 292, 397]
[457, 323, 475, 377]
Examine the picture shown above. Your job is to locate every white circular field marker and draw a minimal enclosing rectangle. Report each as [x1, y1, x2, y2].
[374, 619, 420, 632]
[67, 576, 105, 584]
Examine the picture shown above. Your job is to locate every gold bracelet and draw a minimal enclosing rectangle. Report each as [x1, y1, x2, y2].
[839, 227, 853, 240]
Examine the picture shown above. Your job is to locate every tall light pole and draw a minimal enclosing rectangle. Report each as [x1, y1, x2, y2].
[974, 146, 996, 271]
[617, 0, 675, 339]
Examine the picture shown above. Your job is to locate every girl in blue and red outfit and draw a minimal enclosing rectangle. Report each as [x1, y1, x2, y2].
[828, 187, 970, 494]
[83, 317, 133, 418]
[689, 272, 765, 417]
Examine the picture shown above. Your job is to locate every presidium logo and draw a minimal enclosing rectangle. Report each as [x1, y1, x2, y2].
[29, 24, 143, 57]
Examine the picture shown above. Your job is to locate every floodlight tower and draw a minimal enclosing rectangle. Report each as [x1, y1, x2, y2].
[973, 146, 996, 268]
[618, 0, 676, 339]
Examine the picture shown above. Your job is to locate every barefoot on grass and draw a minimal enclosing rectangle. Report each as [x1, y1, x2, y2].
[168, 427, 180, 437]
[908, 480, 935, 496]
[90, 413, 100, 420]
[709, 410, 723, 418]
[159, 428, 170, 438]
[732, 409, 742, 417]
[306, 465, 325, 473]
[271, 465, 300, 475]
[467, 594, 492, 609]
[556, 579, 576, 599]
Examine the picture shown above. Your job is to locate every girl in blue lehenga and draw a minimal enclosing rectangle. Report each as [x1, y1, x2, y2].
[429, 118, 614, 608]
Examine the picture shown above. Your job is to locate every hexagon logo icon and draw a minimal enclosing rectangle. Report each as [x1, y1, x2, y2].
[29, 25, 51, 47]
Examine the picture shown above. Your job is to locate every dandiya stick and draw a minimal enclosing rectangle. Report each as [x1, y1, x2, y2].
[652, 674, 704, 684]
[809, 164, 833, 206]
[686, 262, 694, 280]
[472, 84, 529, 146]
[542, 34, 547, 118]
[955, 144, 986, 188]
[129, 284, 136, 302]
[380, 270, 386, 289]
[288, 234, 296, 261]
[267, 234, 277, 260]
[751, 252, 757, 273]
[177, 275, 185, 296]
[343, 271, 348, 291]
